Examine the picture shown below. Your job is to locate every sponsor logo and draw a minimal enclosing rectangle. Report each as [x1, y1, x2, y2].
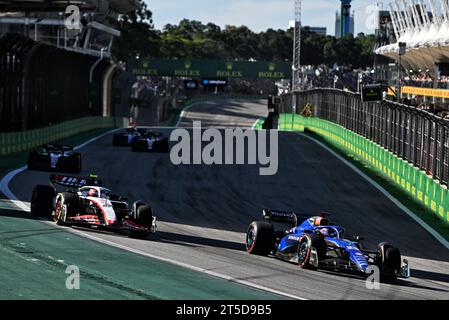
[170, 121, 278, 176]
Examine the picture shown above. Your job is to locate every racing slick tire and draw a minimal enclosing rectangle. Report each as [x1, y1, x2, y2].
[130, 204, 153, 238]
[298, 234, 326, 270]
[134, 204, 153, 226]
[31, 185, 56, 218]
[246, 221, 274, 256]
[132, 200, 146, 216]
[378, 242, 401, 282]
[54, 192, 79, 226]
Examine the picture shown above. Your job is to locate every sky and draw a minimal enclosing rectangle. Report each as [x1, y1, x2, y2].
[145, 0, 381, 36]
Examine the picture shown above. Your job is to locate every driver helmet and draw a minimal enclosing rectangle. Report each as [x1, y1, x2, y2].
[88, 188, 98, 197]
[319, 228, 330, 237]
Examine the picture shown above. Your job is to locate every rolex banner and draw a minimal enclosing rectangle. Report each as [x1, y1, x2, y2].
[128, 59, 292, 79]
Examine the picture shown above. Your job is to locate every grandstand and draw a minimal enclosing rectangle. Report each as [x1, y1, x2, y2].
[375, 0, 449, 106]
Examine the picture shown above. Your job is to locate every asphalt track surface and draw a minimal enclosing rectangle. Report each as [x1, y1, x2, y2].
[8, 100, 449, 299]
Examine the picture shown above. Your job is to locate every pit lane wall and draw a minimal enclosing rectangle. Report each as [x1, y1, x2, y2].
[0, 117, 128, 155]
[278, 114, 449, 226]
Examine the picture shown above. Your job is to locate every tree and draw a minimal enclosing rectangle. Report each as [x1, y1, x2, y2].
[112, 6, 376, 68]
[113, 0, 160, 61]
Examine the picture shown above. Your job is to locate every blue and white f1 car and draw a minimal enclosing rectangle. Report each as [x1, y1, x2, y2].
[112, 128, 147, 146]
[246, 209, 410, 281]
[131, 131, 169, 152]
[27, 144, 81, 174]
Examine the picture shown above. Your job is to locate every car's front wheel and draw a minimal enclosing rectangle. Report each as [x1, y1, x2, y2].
[298, 234, 325, 269]
[130, 204, 153, 238]
[54, 192, 78, 226]
[378, 242, 401, 282]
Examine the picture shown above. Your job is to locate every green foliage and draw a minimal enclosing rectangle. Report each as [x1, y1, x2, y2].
[114, 2, 375, 68]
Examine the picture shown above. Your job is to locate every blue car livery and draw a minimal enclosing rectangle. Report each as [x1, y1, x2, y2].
[246, 209, 410, 281]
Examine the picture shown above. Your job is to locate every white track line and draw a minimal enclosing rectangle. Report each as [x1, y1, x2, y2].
[176, 102, 211, 127]
[299, 132, 449, 251]
[0, 126, 306, 300]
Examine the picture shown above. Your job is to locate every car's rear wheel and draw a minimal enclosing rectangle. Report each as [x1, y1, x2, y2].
[31, 185, 55, 218]
[132, 200, 146, 216]
[54, 192, 78, 225]
[246, 221, 274, 256]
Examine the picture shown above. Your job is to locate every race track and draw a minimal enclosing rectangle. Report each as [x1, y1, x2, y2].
[7, 99, 449, 300]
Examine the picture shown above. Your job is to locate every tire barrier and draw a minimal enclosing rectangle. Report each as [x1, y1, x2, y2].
[279, 114, 449, 226]
[0, 116, 127, 156]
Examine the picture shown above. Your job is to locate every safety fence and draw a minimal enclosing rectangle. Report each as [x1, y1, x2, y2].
[280, 89, 449, 186]
[278, 89, 449, 225]
[0, 116, 127, 155]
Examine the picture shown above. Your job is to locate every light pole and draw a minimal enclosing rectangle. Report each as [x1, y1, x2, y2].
[34, 18, 43, 41]
[397, 42, 406, 102]
[89, 47, 107, 114]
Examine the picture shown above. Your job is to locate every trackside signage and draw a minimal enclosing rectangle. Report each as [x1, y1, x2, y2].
[128, 59, 292, 79]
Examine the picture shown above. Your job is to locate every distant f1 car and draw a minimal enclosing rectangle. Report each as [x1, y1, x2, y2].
[30, 174, 157, 238]
[246, 209, 410, 281]
[112, 128, 147, 146]
[27, 144, 81, 174]
[131, 131, 169, 152]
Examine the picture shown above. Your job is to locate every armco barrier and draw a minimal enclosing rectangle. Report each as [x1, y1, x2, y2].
[0, 117, 127, 156]
[279, 114, 449, 225]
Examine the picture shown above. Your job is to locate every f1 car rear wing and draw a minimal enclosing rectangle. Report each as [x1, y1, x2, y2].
[262, 209, 331, 226]
[50, 174, 102, 188]
[44, 144, 74, 152]
[263, 209, 302, 226]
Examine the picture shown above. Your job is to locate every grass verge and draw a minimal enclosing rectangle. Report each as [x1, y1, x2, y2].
[304, 130, 449, 243]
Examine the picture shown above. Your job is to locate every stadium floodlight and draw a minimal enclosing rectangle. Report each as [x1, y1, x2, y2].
[292, 0, 302, 92]
[397, 42, 407, 102]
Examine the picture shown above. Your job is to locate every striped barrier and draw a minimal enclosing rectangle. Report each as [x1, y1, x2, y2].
[0, 117, 127, 156]
[279, 114, 449, 226]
